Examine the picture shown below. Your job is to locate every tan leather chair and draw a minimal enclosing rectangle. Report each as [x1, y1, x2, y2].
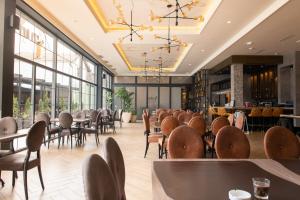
[272, 107, 283, 125]
[143, 111, 162, 158]
[173, 110, 183, 120]
[248, 107, 262, 131]
[168, 126, 204, 159]
[103, 137, 126, 200]
[184, 112, 193, 123]
[159, 116, 179, 158]
[158, 112, 170, 124]
[262, 107, 273, 131]
[188, 116, 206, 137]
[264, 126, 300, 159]
[228, 114, 234, 126]
[235, 113, 245, 131]
[215, 126, 250, 158]
[192, 112, 202, 118]
[0, 121, 46, 200]
[204, 117, 230, 158]
[177, 112, 186, 124]
[82, 154, 118, 200]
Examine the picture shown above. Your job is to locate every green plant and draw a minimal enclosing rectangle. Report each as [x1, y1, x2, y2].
[38, 92, 51, 113]
[22, 97, 31, 119]
[71, 101, 79, 112]
[13, 95, 19, 118]
[59, 97, 67, 111]
[115, 87, 134, 112]
[105, 92, 113, 108]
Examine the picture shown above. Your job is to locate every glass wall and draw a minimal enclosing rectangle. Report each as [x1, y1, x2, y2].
[13, 10, 101, 128]
[102, 70, 112, 109]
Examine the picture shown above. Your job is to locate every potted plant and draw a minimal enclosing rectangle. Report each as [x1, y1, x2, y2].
[130, 110, 137, 123]
[115, 87, 134, 123]
[105, 92, 113, 109]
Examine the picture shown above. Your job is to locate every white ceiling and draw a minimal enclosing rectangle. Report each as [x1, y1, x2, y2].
[25, 0, 300, 76]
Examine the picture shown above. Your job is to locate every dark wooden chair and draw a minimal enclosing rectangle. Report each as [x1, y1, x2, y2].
[80, 112, 102, 145]
[0, 121, 46, 200]
[82, 154, 118, 200]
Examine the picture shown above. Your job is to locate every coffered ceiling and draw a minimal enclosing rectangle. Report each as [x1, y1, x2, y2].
[25, 0, 299, 76]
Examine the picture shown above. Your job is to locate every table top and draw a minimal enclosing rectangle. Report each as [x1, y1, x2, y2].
[50, 118, 90, 123]
[152, 159, 300, 200]
[0, 128, 29, 142]
[280, 114, 300, 119]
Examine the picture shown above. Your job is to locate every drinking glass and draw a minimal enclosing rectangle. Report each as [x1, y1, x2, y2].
[252, 177, 270, 199]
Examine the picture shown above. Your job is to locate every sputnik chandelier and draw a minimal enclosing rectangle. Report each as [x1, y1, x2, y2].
[153, 56, 164, 83]
[150, 0, 204, 26]
[152, 18, 187, 53]
[110, 0, 153, 42]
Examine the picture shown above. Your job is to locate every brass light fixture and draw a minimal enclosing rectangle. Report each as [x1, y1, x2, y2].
[110, 0, 153, 42]
[150, 0, 204, 26]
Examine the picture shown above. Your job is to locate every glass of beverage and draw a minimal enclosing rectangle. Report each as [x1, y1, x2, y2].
[252, 177, 270, 199]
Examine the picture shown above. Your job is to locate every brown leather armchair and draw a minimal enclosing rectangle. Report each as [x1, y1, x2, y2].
[159, 116, 179, 158]
[168, 126, 204, 159]
[215, 126, 250, 158]
[264, 126, 300, 159]
[204, 117, 230, 158]
[82, 154, 118, 200]
[103, 137, 126, 200]
[0, 121, 46, 200]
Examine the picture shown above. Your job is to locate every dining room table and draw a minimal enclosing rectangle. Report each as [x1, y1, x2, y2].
[152, 159, 300, 200]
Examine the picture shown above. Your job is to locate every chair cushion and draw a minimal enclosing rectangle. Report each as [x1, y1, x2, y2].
[0, 153, 40, 171]
[148, 134, 163, 143]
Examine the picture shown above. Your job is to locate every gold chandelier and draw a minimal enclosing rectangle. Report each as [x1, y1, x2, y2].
[150, 0, 204, 26]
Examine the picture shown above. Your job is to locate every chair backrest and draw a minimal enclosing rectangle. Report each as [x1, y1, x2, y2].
[26, 120, 46, 152]
[142, 112, 150, 133]
[184, 112, 193, 123]
[112, 110, 117, 121]
[59, 112, 73, 129]
[235, 112, 245, 130]
[95, 112, 102, 127]
[215, 126, 250, 159]
[0, 117, 17, 134]
[211, 117, 230, 135]
[264, 126, 300, 159]
[272, 107, 283, 117]
[188, 116, 206, 137]
[102, 137, 126, 200]
[168, 126, 204, 159]
[217, 107, 227, 116]
[161, 116, 179, 137]
[90, 110, 98, 122]
[35, 112, 50, 127]
[119, 109, 123, 119]
[249, 107, 262, 117]
[82, 154, 118, 200]
[192, 112, 202, 118]
[172, 110, 181, 119]
[262, 108, 273, 117]
[158, 112, 169, 123]
[227, 114, 234, 126]
[177, 112, 186, 123]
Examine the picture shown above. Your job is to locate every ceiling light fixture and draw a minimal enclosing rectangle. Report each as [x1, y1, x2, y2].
[296, 39, 300, 43]
[200, 49, 205, 52]
[246, 41, 253, 45]
[188, 63, 192, 66]
[152, 18, 187, 53]
[226, 20, 231, 24]
[110, 0, 153, 42]
[150, 0, 204, 26]
[248, 47, 253, 50]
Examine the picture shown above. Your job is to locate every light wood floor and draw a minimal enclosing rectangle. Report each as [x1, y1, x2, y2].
[0, 123, 266, 200]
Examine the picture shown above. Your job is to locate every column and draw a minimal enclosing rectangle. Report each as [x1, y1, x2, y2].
[231, 64, 244, 107]
[0, 0, 16, 117]
[293, 51, 300, 126]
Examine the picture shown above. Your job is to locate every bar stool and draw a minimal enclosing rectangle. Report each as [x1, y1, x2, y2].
[262, 107, 273, 131]
[272, 107, 283, 125]
[248, 107, 262, 132]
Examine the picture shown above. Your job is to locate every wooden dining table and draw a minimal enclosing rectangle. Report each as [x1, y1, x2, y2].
[152, 159, 300, 200]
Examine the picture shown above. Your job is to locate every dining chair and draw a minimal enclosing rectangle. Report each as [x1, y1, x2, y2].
[188, 116, 206, 137]
[158, 112, 170, 124]
[0, 117, 18, 187]
[102, 137, 126, 200]
[159, 116, 179, 158]
[89, 110, 98, 127]
[114, 109, 123, 128]
[264, 126, 300, 159]
[177, 112, 186, 124]
[58, 112, 79, 149]
[0, 121, 46, 200]
[248, 107, 262, 132]
[103, 110, 117, 134]
[217, 107, 229, 117]
[192, 112, 202, 118]
[262, 107, 273, 131]
[172, 110, 181, 120]
[80, 112, 102, 146]
[235, 112, 246, 131]
[168, 126, 204, 159]
[184, 112, 193, 123]
[227, 114, 234, 126]
[204, 117, 230, 158]
[215, 126, 250, 159]
[208, 106, 218, 120]
[82, 154, 118, 200]
[35, 112, 61, 149]
[272, 107, 283, 125]
[143, 110, 162, 158]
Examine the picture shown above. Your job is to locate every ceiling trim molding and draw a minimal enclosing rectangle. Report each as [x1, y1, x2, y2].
[191, 0, 290, 76]
[113, 43, 193, 72]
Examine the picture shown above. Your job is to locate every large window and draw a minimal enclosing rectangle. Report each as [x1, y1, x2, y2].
[13, 10, 102, 124]
[102, 70, 112, 109]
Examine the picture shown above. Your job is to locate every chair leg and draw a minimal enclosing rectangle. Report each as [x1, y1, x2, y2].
[158, 144, 161, 159]
[0, 171, 4, 187]
[12, 171, 16, 187]
[37, 165, 45, 190]
[23, 170, 28, 200]
[144, 139, 149, 158]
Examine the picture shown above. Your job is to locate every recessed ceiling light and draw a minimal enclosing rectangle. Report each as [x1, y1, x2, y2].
[201, 49, 205, 52]
[248, 47, 253, 50]
[188, 63, 192, 66]
[296, 39, 300, 43]
[226, 20, 231, 24]
[274, 52, 278, 55]
[246, 41, 253, 46]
